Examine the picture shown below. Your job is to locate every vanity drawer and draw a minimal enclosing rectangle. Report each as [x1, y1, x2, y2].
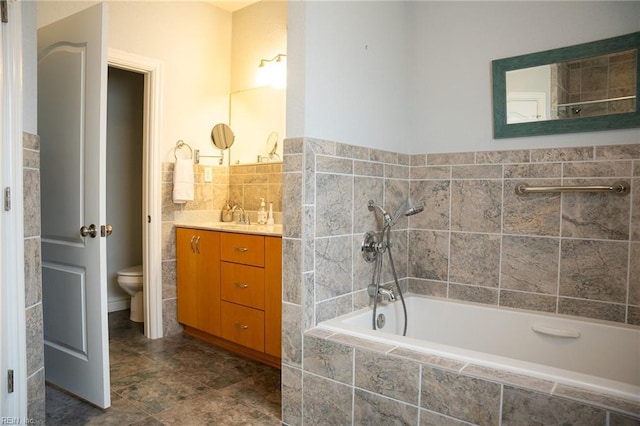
[220, 233, 264, 267]
[221, 262, 265, 310]
[220, 301, 265, 352]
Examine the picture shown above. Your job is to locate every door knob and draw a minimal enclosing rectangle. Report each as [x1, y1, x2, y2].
[101, 224, 113, 237]
[80, 224, 97, 238]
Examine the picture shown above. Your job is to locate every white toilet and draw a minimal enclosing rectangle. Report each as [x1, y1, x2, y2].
[117, 265, 144, 322]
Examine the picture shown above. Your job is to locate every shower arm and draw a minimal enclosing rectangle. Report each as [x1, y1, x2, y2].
[367, 201, 393, 228]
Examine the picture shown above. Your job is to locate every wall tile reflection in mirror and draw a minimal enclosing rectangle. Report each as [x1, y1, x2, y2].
[506, 49, 637, 124]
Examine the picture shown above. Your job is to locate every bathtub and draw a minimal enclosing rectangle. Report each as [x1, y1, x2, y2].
[318, 295, 640, 403]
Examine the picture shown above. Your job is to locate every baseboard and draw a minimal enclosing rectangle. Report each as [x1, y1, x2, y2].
[182, 326, 281, 369]
[108, 298, 130, 312]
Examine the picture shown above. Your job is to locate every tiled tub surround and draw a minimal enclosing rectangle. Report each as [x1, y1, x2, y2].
[318, 295, 640, 419]
[161, 161, 283, 336]
[320, 295, 640, 393]
[301, 327, 639, 425]
[281, 138, 640, 425]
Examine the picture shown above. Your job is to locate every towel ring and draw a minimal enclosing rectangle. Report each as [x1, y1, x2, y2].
[174, 140, 193, 160]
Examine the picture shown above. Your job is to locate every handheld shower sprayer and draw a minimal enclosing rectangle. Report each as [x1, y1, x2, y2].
[363, 196, 425, 337]
[403, 196, 425, 217]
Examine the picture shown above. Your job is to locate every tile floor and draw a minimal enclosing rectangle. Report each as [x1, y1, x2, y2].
[45, 310, 282, 425]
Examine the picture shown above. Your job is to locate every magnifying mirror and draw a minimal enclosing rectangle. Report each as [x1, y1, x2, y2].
[266, 131, 278, 157]
[211, 123, 235, 150]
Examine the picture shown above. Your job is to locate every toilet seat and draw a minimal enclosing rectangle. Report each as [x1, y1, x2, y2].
[118, 265, 143, 277]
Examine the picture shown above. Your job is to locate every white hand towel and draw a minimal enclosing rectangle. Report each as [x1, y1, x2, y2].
[173, 158, 194, 204]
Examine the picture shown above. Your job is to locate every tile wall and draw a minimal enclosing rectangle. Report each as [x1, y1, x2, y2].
[24, 132, 45, 423]
[556, 49, 637, 119]
[161, 161, 283, 336]
[281, 137, 639, 425]
[229, 163, 283, 213]
[408, 144, 639, 325]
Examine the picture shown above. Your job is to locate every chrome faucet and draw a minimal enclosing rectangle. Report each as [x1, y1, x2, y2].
[367, 284, 396, 302]
[232, 204, 250, 225]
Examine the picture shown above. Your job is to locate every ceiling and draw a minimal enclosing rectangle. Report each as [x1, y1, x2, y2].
[208, 0, 258, 12]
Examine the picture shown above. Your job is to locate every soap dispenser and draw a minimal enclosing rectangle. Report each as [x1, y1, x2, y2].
[222, 200, 233, 222]
[266, 202, 275, 225]
[257, 198, 267, 224]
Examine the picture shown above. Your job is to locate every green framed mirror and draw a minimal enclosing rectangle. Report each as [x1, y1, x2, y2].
[492, 32, 639, 139]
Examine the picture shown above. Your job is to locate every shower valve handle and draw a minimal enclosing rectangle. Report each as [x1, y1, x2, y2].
[361, 231, 387, 262]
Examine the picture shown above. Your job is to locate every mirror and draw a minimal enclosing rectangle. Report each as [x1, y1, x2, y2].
[229, 87, 285, 164]
[493, 31, 639, 138]
[211, 123, 235, 150]
[266, 131, 279, 157]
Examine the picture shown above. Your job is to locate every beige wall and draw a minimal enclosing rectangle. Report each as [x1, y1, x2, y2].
[231, 0, 287, 93]
[37, 1, 232, 164]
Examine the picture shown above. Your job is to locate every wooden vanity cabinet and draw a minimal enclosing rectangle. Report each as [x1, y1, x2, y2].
[176, 228, 221, 336]
[219, 232, 282, 360]
[264, 236, 282, 358]
[176, 227, 282, 368]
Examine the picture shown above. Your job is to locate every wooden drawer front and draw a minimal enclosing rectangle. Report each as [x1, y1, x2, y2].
[220, 233, 264, 267]
[220, 301, 264, 352]
[221, 262, 265, 310]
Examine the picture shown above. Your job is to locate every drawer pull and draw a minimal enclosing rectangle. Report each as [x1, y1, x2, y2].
[234, 283, 249, 289]
[234, 246, 249, 253]
[234, 323, 249, 330]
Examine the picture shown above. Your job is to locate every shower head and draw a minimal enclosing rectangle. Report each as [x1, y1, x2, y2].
[390, 196, 425, 225]
[403, 197, 424, 217]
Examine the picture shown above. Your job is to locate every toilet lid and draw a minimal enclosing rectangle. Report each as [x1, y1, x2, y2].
[118, 265, 143, 277]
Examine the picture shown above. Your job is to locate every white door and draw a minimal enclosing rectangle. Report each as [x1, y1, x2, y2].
[38, 3, 110, 408]
[506, 92, 547, 123]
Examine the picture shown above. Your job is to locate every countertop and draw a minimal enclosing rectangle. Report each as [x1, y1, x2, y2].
[174, 221, 283, 237]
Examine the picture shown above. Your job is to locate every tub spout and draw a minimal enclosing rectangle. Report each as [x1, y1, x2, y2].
[368, 284, 396, 302]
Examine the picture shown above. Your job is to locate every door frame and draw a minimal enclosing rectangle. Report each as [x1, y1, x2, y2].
[1, 0, 27, 416]
[108, 49, 164, 339]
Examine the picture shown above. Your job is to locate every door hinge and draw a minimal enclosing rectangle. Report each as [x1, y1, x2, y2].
[7, 369, 14, 393]
[4, 187, 10, 211]
[1, 0, 8, 24]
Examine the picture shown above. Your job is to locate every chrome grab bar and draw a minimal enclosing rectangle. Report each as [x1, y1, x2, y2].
[515, 181, 629, 196]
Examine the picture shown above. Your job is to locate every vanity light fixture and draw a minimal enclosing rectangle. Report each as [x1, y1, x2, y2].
[256, 53, 287, 89]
